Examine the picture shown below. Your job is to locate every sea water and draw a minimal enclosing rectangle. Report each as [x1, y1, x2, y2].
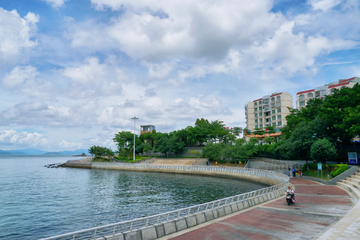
[0, 155, 268, 239]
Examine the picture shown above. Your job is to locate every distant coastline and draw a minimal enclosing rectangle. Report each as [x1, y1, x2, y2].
[0, 148, 88, 156]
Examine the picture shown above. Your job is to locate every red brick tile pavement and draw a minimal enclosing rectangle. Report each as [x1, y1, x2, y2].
[166, 178, 353, 240]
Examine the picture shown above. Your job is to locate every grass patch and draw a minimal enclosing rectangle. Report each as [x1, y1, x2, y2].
[114, 156, 148, 163]
[301, 163, 349, 180]
[92, 157, 112, 162]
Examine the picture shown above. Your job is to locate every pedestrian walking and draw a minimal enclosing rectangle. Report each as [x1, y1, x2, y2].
[292, 167, 296, 177]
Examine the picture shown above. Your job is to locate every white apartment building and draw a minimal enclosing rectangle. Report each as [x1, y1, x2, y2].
[245, 92, 293, 132]
[296, 77, 360, 109]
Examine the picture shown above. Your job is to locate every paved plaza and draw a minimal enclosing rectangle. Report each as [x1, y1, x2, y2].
[160, 178, 358, 240]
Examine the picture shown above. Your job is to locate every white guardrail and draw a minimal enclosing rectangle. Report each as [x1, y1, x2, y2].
[40, 165, 289, 240]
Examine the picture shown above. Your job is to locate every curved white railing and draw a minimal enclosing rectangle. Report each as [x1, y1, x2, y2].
[40, 165, 289, 240]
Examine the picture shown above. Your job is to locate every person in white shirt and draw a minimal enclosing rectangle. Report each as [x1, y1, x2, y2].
[286, 186, 295, 199]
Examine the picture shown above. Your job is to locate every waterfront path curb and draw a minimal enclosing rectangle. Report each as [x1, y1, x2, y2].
[159, 178, 355, 240]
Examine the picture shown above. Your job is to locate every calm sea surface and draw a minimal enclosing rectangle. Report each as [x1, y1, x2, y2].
[0, 155, 268, 239]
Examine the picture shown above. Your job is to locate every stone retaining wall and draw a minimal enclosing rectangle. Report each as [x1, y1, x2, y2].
[92, 163, 283, 186]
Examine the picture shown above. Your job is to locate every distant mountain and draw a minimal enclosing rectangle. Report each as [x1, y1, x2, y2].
[44, 152, 60, 155]
[0, 149, 26, 155]
[44, 149, 88, 155]
[0, 149, 11, 155]
[16, 148, 47, 155]
[0, 148, 88, 155]
[60, 149, 89, 155]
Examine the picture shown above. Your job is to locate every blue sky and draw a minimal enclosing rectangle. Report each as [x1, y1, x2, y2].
[0, 0, 359, 151]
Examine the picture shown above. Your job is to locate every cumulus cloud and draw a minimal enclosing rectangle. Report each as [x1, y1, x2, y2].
[0, 101, 73, 127]
[1, 65, 38, 88]
[245, 21, 357, 79]
[97, 94, 231, 128]
[70, 0, 281, 62]
[0, 129, 83, 150]
[62, 57, 127, 98]
[62, 0, 358, 82]
[0, 8, 38, 65]
[1, 65, 57, 99]
[308, 0, 343, 12]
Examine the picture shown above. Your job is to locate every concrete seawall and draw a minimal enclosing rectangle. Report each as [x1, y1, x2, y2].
[92, 162, 283, 186]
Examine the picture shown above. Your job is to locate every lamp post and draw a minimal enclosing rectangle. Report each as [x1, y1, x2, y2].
[131, 116, 138, 161]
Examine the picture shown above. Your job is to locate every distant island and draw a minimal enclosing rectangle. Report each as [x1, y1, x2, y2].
[0, 148, 89, 155]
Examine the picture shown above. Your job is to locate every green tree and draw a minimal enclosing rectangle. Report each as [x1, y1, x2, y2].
[88, 145, 107, 160]
[276, 117, 328, 160]
[264, 136, 276, 144]
[310, 138, 337, 164]
[201, 142, 224, 161]
[113, 131, 142, 155]
[105, 148, 114, 160]
[155, 135, 185, 157]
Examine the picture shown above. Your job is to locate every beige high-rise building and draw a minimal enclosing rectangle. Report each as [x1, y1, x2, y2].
[245, 92, 293, 133]
[296, 77, 360, 109]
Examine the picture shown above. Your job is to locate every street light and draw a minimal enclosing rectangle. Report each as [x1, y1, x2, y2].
[131, 116, 138, 161]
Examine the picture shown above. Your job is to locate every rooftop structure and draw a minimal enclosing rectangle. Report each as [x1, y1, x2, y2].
[140, 125, 155, 134]
[296, 77, 360, 109]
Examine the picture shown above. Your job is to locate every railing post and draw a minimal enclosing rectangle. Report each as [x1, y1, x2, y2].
[93, 230, 97, 240]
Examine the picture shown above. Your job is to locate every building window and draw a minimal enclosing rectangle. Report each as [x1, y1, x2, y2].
[272, 122, 276, 126]
[271, 97, 275, 102]
[259, 112, 262, 117]
[254, 108, 257, 112]
[259, 101, 262, 104]
[277, 108, 281, 113]
[272, 110, 275, 114]
[299, 94, 305, 100]
[272, 116, 275, 120]
[255, 125, 258, 128]
[259, 106, 262, 111]
[254, 102, 257, 106]
[276, 96, 281, 100]
[300, 101, 305, 106]
[260, 119, 263, 123]
[266, 118, 270, 123]
[260, 124, 263, 128]
[278, 121, 282, 126]
[307, 93, 313, 98]
[255, 119, 258, 124]
[278, 115, 281, 119]
[255, 113, 258, 118]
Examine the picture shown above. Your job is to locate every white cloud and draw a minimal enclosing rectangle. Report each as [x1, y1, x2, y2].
[71, 0, 282, 62]
[63, 0, 359, 82]
[0, 129, 84, 150]
[1, 65, 58, 99]
[1, 65, 38, 88]
[97, 94, 231, 128]
[244, 21, 357, 79]
[0, 9, 38, 64]
[42, 0, 67, 8]
[62, 57, 127, 98]
[0, 130, 47, 146]
[308, 0, 343, 12]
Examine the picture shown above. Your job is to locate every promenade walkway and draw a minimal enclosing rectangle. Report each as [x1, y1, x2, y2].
[160, 178, 356, 240]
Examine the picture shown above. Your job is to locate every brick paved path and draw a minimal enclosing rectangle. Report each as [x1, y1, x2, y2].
[161, 178, 355, 240]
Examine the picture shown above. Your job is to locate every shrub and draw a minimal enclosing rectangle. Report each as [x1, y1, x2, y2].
[330, 164, 348, 178]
